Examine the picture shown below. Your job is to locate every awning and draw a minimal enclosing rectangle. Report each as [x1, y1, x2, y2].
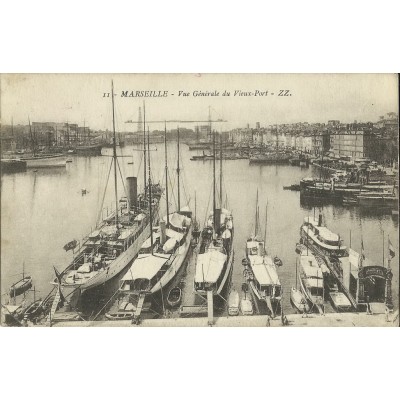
[195, 250, 227, 283]
[121, 254, 169, 281]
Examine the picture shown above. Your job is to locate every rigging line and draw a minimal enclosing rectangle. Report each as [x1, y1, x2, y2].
[203, 183, 213, 227]
[167, 169, 178, 211]
[96, 159, 114, 225]
[116, 158, 128, 200]
[92, 285, 121, 321]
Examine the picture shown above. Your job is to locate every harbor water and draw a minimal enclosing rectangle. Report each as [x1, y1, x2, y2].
[1, 143, 399, 316]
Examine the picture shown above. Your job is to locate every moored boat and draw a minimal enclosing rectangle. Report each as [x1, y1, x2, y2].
[167, 287, 182, 308]
[9, 276, 32, 298]
[290, 287, 310, 314]
[329, 291, 352, 312]
[53, 82, 161, 298]
[228, 288, 240, 316]
[240, 297, 254, 315]
[194, 132, 234, 302]
[118, 126, 193, 322]
[297, 250, 325, 313]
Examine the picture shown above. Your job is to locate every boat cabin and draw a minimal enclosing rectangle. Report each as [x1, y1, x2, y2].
[302, 217, 348, 257]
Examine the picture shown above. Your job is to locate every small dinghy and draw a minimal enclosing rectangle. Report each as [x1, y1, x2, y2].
[228, 289, 240, 316]
[273, 256, 283, 267]
[290, 287, 310, 313]
[9, 276, 33, 298]
[167, 287, 182, 308]
[240, 297, 254, 315]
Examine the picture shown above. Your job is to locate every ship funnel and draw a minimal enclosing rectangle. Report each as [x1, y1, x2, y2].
[318, 214, 323, 227]
[214, 208, 221, 235]
[126, 176, 138, 210]
[160, 220, 167, 245]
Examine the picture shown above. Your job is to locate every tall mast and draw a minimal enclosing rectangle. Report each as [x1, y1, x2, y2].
[213, 128, 216, 228]
[177, 126, 181, 211]
[28, 118, 35, 157]
[143, 102, 147, 196]
[111, 81, 119, 228]
[264, 202, 268, 250]
[147, 126, 154, 253]
[220, 132, 223, 208]
[164, 122, 170, 226]
[254, 189, 259, 237]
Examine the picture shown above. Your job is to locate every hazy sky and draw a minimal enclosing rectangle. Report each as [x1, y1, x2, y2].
[1, 74, 398, 131]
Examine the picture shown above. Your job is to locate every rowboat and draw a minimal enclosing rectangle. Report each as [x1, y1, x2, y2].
[9, 276, 32, 298]
[228, 289, 240, 316]
[290, 287, 310, 313]
[240, 297, 253, 315]
[329, 291, 352, 312]
[167, 287, 182, 308]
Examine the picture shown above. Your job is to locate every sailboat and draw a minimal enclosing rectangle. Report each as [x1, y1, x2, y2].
[243, 193, 282, 317]
[21, 119, 66, 168]
[194, 131, 234, 299]
[53, 82, 161, 295]
[290, 256, 310, 314]
[117, 124, 193, 321]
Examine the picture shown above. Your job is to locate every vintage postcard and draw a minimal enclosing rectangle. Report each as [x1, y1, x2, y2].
[1, 73, 398, 327]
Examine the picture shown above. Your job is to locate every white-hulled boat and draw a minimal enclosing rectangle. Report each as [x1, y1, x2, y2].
[300, 215, 348, 258]
[298, 250, 325, 314]
[23, 153, 67, 168]
[240, 297, 254, 315]
[194, 208, 234, 296]
[120, 210, 193, 296]
[290, 287, 310, 314]
[115, 125, 193, 322]
[228, 288, 240, 316]
[290, 246, 310, 313]
[245, 238, 282, 317]
[53, 82, 161, 295]
[194, 132, 234, 301]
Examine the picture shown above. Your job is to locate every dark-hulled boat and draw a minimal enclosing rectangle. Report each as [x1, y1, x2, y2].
[9, 276, 33, 298]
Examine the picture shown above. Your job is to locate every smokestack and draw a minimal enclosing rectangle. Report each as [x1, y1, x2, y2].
[126, 176, 137, 210]
[160, 220, 166, 245]
[318, 214, 323, 227]
[214, 208, 221, 235]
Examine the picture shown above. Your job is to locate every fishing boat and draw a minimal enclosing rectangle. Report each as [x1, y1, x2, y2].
[297, 250, 325, 313]
[194, 132, 234, 302]
[167, 287, 182, 308]
[118, 125, 193, 322]
[9, 275, 32, 298]
[53, 82, 161, 295]
[228, 288, 240, 316]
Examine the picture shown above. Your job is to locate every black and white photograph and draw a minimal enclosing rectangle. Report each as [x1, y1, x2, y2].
[1, 73, 398, 327]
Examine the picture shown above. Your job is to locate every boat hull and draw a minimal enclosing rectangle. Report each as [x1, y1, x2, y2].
[75, 144, 102, 156]
[150, 225, 193, 294]
[24, 155, 66, 168]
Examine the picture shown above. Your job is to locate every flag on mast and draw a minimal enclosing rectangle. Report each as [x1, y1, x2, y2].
[388, 238, 395, 260]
